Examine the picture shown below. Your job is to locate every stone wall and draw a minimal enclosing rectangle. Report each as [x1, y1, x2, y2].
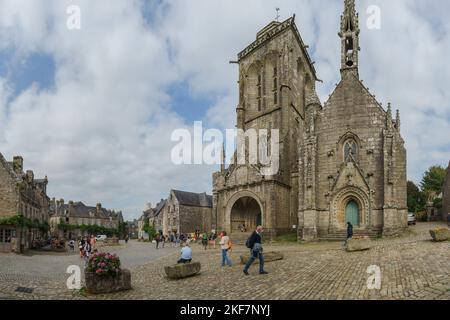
[0, 160, 19, 218]
[179, 205, 211, 234]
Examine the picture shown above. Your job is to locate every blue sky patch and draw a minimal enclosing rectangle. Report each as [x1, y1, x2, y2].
[0, 50, 56, 100]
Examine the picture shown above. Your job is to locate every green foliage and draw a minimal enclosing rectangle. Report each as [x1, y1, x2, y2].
[420, 165, 446, 194]
[433, 197, 443, 209]
[275, 232, 298, 242]
[58, 223, 119, 237]
[415, 211, 428, 222]
[118, 222, 127, 238]
[0, 214, 48, 233]
[143, 218, 157, 241]
[407, 181, 425, 213]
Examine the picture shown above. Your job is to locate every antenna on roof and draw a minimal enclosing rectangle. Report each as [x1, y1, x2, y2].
[275, 8, 280, 22]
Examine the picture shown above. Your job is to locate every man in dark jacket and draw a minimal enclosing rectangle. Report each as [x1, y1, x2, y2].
[243, 226, 268, 275]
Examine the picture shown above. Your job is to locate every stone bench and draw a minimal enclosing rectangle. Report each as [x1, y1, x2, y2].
[345, 238, 372, 252]
[164, 262, 201, 279]
[85, 269, 132, 294]
[430, 228, 450, 242]
[239, 251, 284, 265]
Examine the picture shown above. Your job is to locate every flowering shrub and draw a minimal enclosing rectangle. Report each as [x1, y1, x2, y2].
[87, 252, 121, 276]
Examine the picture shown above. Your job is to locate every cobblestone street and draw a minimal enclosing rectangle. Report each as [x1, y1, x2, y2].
[1, 222, 450, 300]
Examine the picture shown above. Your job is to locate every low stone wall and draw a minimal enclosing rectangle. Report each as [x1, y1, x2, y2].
[429, 228, 450, 242]
[85, 269, 132, 294]
[164, 262, 201, 279]
[346, 238, 372, 252]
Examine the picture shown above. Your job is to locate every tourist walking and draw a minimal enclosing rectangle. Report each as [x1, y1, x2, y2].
[243, 226, 268, 275]
[219, 231, 232, 267]
[201, 232, 208, 250]
[79, 238, 85, 258]
[155, 233, 161, 249]
[208, 232, 217, 249]
[344, 222, 353, 247]
[83, 239, 92, 268]
[125, 235, 129, 244]
[169, 233, 175, 247]
[68, 239, 75, 252]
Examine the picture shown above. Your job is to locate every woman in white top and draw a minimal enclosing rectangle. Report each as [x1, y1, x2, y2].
[219, 231, 232, 267]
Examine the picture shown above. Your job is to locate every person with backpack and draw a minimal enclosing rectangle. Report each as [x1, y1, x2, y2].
[219, 231, 232, 267]
[243, 226, 268, 276]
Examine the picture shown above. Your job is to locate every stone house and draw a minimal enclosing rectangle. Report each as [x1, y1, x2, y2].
[138, 199, 166, 239]
[442, 161, 450, 221]
[0, 154, 50, 253]
[161, 190, 212, 235]
[49, 199, 123, 239]
[212, 0, 408, 240]
[127, 219, 139, 239]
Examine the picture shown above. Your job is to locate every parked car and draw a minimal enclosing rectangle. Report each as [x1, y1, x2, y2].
[407, 212, 417, 225]
[95, 235, 107, 241]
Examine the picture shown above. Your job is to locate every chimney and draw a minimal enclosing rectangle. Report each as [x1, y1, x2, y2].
[60, 199, 65, 206]
[13, 156, 23, 174]
[26, 170, 34, 183]
[96, 203, 102, 211]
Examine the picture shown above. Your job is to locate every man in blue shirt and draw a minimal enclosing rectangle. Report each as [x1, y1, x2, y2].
[177, 242, 192, 264]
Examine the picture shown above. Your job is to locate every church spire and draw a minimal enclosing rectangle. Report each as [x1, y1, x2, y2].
[339, 0, 360, 77]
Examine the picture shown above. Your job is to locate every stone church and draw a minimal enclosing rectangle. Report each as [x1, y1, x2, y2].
[212, 0, 408, 240]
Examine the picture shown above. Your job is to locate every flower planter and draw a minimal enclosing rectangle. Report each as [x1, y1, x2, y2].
[85, 269, 132, 294]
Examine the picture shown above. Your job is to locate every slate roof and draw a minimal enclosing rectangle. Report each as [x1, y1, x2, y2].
[172, 190, 213, 208]
[50, 201, 120, 220]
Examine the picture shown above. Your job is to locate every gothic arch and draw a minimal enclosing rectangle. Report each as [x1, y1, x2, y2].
[336, 131, 363, 162]
[330, 186, 370, 230]
[224, 190, 265, 233]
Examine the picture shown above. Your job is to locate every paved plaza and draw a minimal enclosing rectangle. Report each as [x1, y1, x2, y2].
[1, 222, 450, 300]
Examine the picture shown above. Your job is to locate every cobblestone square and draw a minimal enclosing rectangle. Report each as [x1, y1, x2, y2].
[1, 222, 449, 300]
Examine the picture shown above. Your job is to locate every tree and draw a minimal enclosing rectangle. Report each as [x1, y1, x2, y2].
[118, 222, 127, 239]
[143, 218, 157, 241]
[420, 165, 446, 195]
[407, 181, 425, 213]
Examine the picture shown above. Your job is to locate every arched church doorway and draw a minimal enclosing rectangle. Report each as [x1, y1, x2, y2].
[230, 197, 262, 232]
[345, 200, 360, 226]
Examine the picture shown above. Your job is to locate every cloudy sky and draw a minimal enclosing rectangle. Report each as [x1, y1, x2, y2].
[0, 0, 449, 220]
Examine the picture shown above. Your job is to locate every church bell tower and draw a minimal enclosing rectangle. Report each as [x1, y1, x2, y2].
[339, 0, 360, 77]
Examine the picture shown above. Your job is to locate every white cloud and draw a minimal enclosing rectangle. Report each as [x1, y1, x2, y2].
[0, 0, 449, 219]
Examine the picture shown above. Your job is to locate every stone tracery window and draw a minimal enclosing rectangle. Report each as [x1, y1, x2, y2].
[344, 139, 358, 162]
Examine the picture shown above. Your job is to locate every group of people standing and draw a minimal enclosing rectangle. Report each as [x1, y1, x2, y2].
[155, 232, 193, 249]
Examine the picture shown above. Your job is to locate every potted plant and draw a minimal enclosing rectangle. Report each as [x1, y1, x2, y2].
[85, 252, 131, 294]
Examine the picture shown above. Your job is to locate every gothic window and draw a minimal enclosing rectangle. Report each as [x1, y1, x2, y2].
[273, 65, 278, 106]
[257, 73, 262, 111]
[344, 139, 358, 162]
